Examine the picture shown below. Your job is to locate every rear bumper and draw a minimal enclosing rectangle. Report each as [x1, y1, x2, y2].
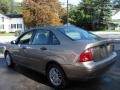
[62, 52, 117, 80]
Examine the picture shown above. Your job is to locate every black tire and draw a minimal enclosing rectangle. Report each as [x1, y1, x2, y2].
[47, 64, 68, 89]
[5, 52, 14, 68]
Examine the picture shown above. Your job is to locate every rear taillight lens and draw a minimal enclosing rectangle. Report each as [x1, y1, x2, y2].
[80, 48, 93, 62]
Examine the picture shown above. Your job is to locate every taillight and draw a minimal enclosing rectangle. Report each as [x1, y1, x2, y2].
[80, 48, 93, 62]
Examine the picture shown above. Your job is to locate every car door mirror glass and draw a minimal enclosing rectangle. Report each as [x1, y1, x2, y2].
[11, 40, 17, 44]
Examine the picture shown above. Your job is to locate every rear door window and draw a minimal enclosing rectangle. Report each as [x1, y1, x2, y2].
[32, 30, 49, 45]
[32, 29, 60, 45]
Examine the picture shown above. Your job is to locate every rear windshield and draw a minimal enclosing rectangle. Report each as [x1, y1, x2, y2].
[58, 26, 99, 40]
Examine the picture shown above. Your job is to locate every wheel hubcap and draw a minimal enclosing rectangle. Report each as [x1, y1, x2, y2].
[49, 67, 62, 86]
[6, 54, 11, 66]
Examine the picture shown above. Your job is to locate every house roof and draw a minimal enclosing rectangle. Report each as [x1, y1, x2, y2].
[5, 14, 23, 18]
[112, 10, 120, 20]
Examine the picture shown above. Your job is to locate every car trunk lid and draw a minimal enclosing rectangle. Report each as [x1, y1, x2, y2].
[86, 39, 114, 62]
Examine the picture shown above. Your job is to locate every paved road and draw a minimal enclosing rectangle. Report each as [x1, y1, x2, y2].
[0, 51, 120, 90]
[0, 54, 53, 90]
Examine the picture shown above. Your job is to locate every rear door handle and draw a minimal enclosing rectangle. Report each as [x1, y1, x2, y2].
[40, 47, 47, 50]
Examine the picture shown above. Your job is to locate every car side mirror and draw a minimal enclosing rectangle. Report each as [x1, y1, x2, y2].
[11, 40, 17, 44]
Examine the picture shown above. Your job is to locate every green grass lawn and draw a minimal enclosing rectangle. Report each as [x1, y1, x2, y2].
[0, 32, 15, 36]
[91, 30, 120, 32]
[0, 48, 3, 54]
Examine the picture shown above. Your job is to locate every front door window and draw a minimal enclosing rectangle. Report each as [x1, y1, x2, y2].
[17, 31, 33, 45]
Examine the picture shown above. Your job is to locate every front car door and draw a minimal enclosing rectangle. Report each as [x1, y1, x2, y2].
[12, 30, 34, 65]
[23, 29, 60, 73]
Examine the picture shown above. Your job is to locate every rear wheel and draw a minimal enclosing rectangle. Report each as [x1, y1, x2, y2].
[5, 52, 14, 68]
[47, 64, 68, 89]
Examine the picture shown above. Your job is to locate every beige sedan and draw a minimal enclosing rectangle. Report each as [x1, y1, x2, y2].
[4, 25, 117, 89]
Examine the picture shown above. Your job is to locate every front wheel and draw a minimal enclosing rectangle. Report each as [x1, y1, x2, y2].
[47, 64, 68, 89]
[5, 52, 14, 68]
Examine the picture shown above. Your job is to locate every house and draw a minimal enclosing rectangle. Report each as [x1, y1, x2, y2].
[111, 10, 120, 30]
[0, 14, 24, 33]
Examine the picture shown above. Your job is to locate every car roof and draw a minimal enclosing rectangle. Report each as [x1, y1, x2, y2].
[28, 24, 79, 31]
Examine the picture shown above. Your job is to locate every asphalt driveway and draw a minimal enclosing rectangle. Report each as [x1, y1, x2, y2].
[0, 51, 120, 90]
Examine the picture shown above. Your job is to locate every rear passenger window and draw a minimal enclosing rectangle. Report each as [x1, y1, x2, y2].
[49, 32, 60, 45]
[32, 29, 60, 45]
[32, 30, 49, 45]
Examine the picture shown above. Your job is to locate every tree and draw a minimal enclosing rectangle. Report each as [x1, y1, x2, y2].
[0, 0, 11, 14]
[0, 0, 21, 14]
[93, 0, 112, 29]
[69, 0, 94, 30]
[12, 1, 23, 14]
[112, 0, 120, 8]
[69, 0, 112, 30]
[22, 0, 65, 28]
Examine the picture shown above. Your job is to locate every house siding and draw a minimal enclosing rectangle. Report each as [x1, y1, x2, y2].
[0, 14, 24, 33]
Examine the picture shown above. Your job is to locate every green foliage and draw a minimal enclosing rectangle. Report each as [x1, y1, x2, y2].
[93, 0, 112, 30]
[12, 2, 22, 14]
[0, 0, 11, 14]
[0, 0, 22, 14]
[113, 0, 120, 8]
[69, 0, 95, 30]
[69, 6, 91, 29]
[69, 0, 112, 30]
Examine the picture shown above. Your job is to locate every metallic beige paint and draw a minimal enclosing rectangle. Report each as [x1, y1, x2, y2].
[4, 26, 117, 80]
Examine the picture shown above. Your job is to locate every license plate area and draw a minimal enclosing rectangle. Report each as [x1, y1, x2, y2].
[92, 44, 114, 62]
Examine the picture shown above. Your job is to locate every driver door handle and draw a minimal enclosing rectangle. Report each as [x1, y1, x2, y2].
[21, 46, 30, 49]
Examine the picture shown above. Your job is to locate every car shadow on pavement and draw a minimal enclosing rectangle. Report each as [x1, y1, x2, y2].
[13, 65, 49, 86]
[11, 59, 120, 90]
[12, 65, 106, 90]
